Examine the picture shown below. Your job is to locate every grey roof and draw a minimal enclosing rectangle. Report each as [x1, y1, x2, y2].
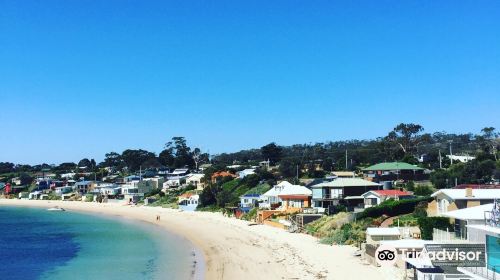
[312, 178, 381, 188]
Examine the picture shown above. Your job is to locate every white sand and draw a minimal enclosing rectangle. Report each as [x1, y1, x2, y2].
[0, 199, 396, 279]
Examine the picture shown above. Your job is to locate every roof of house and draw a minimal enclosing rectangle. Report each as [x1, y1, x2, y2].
[366, 227, 401, 236]
[367, 190, 413, 197]
[241, 193, 261, 198]
[278, 185, 312, 196]
[442, 203, 493, 221]
[187, 173, 205, 180]
[431, 189, 500, 200]
[453, 184, 500, 189]
[362, 162, 424, 171]
[211, 171, 236, 178]
[332, 171, 355, 177]
[277, 181, 293, 187]
[263, 182, 311, 197]
[380, 239, 431, 249]
[312, 178, 381, 188]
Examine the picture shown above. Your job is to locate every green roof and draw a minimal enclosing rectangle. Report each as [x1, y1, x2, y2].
[362, 162, 424, 171]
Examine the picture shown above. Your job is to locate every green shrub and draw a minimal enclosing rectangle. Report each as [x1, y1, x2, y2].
[418, 216, 452, 240]
[241, 207, 258, 221]
[358, 197, 431, 219]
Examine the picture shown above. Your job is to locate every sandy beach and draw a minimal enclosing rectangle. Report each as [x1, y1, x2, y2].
[0, 199, 395, 280]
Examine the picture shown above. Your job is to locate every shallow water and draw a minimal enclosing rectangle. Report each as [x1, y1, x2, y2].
[0, 206, 199, 280]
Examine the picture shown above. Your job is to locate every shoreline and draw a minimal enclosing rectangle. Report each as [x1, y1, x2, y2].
[0, 199, 394, 280]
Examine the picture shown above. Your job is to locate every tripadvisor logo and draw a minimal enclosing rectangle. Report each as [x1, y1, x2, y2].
[375, 244, 398, 266]
[375, 243, 485, 267]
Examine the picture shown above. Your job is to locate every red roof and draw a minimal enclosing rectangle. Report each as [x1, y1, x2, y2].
[372, 190, 412, 196]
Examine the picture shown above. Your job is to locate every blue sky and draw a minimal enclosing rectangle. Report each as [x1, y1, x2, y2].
[1, 1, 499, 164]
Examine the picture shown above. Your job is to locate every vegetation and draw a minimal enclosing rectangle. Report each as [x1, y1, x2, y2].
[418, 217, 453, 240]
[306, 213, 383, 246]
[357, 197, 431, 219]
[240, 207, 258, 221]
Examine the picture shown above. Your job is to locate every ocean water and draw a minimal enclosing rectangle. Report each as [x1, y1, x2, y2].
[0, 206, 200, 280]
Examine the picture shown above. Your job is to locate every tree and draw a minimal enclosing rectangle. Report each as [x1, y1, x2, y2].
[386, 123, 424, 156]
[78, 158, 92, 169]
[121, 149, 156, 171]
[158, 148, 175, 167]
[55, 162, 77, 172]
[261, 143, 283, 165]
[0, 162, 15, 174]
[19, 173, 33, 185]
[102, 152, 123, 168]
[164, 137, 195, 168]
[480, 127, 498, 160]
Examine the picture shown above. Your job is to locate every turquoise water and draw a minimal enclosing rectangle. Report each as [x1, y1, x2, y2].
[487, 234, 500, 272]
[0, 206, 200, 280]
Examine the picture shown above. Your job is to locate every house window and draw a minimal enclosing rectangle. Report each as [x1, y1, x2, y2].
[331, 189, 343, 199]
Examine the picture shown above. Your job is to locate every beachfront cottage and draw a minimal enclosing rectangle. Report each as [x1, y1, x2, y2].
[312, 178, 382, 214]
[178, 193, 199, 211]
[240, 194, 261, 210]
[361, 189, 414, 208]
[74, 181, 93, 194]
[185, 173, 206, 190]
[365, 227, 401, 245]
[277, 185, 312, 210]
[427, 188, 500, 216]
[362, 162, 427, 182]
[441, 203, 491, 239]
[259, 181, 293, 209]
[454, 202, 500, 278]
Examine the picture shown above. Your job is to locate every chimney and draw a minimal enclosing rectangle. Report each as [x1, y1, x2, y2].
[465, 187, 473, 198]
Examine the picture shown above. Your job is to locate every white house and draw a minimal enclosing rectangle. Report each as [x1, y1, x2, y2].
[365, 227, 401, 245]
[259, 181, 293, 208]
[447, 155, 476, 163]
[185, 174, 205, 190]
[442, 203, 492, 239]
[163, 175, 187, 189]
[428, 188, 500, 216]
[178, 194, 199, 211]
[361, 189, 414, 208]
[60, 172, 76, 179]
[240, 194, 261, 209]
[238, 168, 256, 179]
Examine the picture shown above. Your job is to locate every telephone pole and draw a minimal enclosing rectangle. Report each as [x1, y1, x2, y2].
[345, 150, 348, 170]
[439, 150, 442, 169]
[449, 141, 453, 165]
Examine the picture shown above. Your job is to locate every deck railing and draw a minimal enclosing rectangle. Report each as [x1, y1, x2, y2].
[460, 265, 500, 280]
[485, 211, 500, 228]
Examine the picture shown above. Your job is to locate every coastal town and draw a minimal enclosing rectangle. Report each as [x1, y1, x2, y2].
[1, 126, 499, 280]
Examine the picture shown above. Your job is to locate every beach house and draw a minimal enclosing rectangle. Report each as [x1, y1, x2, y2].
[361, 189, 414, 208]
[185, 173, 206, 190]
[441, 203, 491, 239]
[277, 185, 312, 210]
[75, 181, 93, 194]
[178, 193, 199, 211]
[427, 188, 500, 216]
[259, 181, 293, 209]
[365, 227, 401, 245]
[239, 194, 261, 210]
[311, 178, 382, 213]
[455, 201, 500, 279]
